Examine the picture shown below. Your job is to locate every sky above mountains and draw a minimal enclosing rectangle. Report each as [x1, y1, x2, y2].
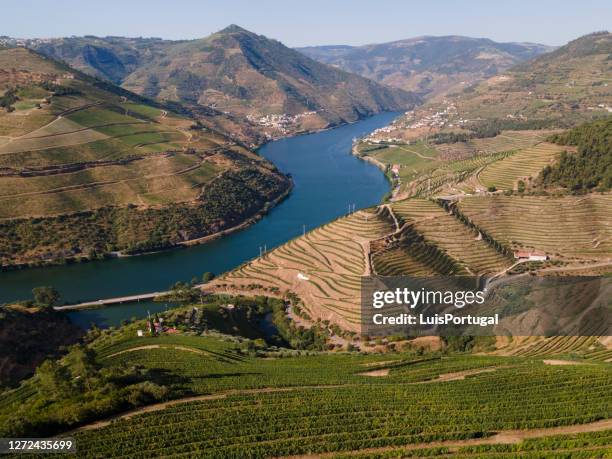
[5, 0, 612, 47]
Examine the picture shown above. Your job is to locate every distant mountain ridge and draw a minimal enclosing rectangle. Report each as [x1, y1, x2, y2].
[357, 32, 612, 145]
[297, 35, 554, 98]
[442, 31, 612, 124]
[12, 26, 419, 135]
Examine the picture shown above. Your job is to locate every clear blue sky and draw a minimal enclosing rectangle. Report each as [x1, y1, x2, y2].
[4, 0, 611, 47]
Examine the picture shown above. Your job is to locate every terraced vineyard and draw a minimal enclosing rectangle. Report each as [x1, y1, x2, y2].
[358, 132, 556, 198]
[0, 46, 290, 266]
[477, 142, 565, 190]
[496, 336, 612, 362]
[388, 199, 512, 275]
[458, 194, 612, 260]
[436, 130, 552, 159]
[40, 334, 612, 458]
[0, 51, 229, 218]
[470, 130, 552, 154]
[336, 430, 612, 458]
[372, 244, 442, 276]
[70, 372, 611, 458]
[211, 208, 396, 329]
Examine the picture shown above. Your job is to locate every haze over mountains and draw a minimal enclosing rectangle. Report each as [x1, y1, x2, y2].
[297, 36, 554, 98]
[17, 25, 418, 136]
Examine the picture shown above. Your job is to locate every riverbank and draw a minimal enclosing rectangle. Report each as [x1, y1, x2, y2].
[0, 112, 397, 315]
[351, 141, 403, 200]
[0, 112, 392, 273]
[0, 173, 293, 273]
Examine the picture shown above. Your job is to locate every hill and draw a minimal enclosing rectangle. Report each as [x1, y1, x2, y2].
[20, 26, 419, 137]
[0, 304, 610, 455]
[0, 47, 290, 268]
[297, 36, 552, 98]
[448, 31, 612, 124]
[359, 32, 612, 148]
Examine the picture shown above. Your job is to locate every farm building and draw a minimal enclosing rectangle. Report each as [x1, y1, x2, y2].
[514, 250, 548, 261]
[391, 164, 401, 176]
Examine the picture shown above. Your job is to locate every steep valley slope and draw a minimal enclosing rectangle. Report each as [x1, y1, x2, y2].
[0, 46, 291, 268]
[17, 25, 420, 139]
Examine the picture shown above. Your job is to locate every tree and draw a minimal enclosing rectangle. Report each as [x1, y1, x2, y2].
[202, 272, 215, 283]
[32, 286, 60, 308]
[35, 360, 72, 399]
[65, 344, 98, 389]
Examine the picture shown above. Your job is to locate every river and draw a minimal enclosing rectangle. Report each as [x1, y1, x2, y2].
[0, 112, 399, 326]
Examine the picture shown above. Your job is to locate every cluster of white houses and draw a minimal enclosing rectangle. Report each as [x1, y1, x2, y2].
[246, 111, 319, 134]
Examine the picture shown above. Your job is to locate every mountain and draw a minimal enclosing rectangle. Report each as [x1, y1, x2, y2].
[361, 32, 612, 145]
[0, 46, 290, 267]
[18, 26, 419, 136]
[297, 36, 553, 98]
[440, 31, 612, 125]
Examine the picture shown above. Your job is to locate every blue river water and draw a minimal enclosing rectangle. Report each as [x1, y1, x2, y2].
[0, 112, 399, 326]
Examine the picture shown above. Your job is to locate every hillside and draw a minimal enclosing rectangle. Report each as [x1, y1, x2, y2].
[539, 117, 612, 192]
[0, 47, 290, 268]
[444, 31, 612, 125]
[208, 116, 612, 333]
[357, 31, 612, 156]
[297, 36, 552, 98]
[0, 304, 83, 387]
[20, 26, 419, 137]
[0, 302, 610, 455]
